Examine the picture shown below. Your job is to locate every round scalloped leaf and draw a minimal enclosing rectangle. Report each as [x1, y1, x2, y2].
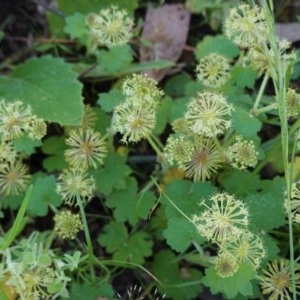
[0, 55, 84, 126]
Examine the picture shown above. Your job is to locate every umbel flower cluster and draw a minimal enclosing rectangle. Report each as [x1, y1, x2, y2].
[86, 5, 134, 48]
[111, 73, 164, 143]
[192, 192, 265, 277]
[196, 53, 231, 89]
[225, 3, 297, 118]
[55, 104, 108, 207]
[0, 99, 46, 196]
[164, 91, 258, 181]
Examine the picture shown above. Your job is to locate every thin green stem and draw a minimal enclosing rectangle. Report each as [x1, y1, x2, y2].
[251, 103, 277, 116]
[147, 134, 163, 157]
[263, 0, 296, 297]
[252, 72, 269, 111]
[76, 194, 95, 280]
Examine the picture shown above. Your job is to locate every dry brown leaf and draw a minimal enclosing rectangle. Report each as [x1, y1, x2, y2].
[139, 4, 191, 81]
[276, 23, 300, 43]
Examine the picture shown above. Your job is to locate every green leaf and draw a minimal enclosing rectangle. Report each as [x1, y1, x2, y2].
[98, 221, 153, 264]
[245, 192, 286, 231]
[64, 13, 87, 40]
[163, 217, 200, 252]
[219, 170, 261, 197]
[94, 106, 112, 135]
[232, 107, 262, 138]
[195, 35, 239, 60]
[97, 89, 125, 113]
[98, 221, 128, 252]
[1, 186, 33, 251]
[0, 56, 84, 126]
[105, 177, 156, 225]
[202, 263, 256, 299]
[169, 97, 189, 123]
[42, 136, 68, 172]
[164, 74, 192, 97]
[70, 282, 115, 300]
[161, 180, 215, 251]
[162, 180, 216, 220]
[153, 97, 172, 135]
[230, 64, 258, 89]
[261, 233, 280, 262]
[96, 45, 133, 74]
[13, 136, 42, 155]
[152, 250, 202, 300]
[186, 0, 221, 13]
[27, 175, 62, 216]
[74, 60, 175, 78]
[92, 152, 131, 195]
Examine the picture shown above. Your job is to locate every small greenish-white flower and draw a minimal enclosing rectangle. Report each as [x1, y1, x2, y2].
[285, 88, 300, 118]
[28, 116, 47, 140]
[259, 259, 300, 300]
[185, 91, 234, 137]
[193, 192, 249, 243]
[164, 134, 194, 170]
[171, 118, 190, 135]
[54, 210, 83, 240]
[0, 139, 17, 164]
[227, 136, 258, 170]
[81, 104, 98, 128]
[284, 181, 300, 224]
[65, 128, 108, 169]
[56, 168, 95, 206]
[224, 3, 268, 48]
[183, 137, 222, 181]
[0, 100, 32, 140]
[220, 231, 265, 269]
[111, 100, 157, 143]
[122, 73, 164, 106]
[164, 136, 222, 181]
[0, 160, 30, 196]
[215, 251, 239, 278]
[247, 46, 270, 76]
[196, 53, 230, 88]
[86, 5, 133, 48]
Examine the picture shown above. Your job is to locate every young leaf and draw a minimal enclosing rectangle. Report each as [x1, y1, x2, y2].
[13, 136, 42, 155]
[230, 64, 258, 89]
[219, 170, 261, 197]
[91, 152, 131, 195]
[245, 192, 286, 231]
[152, 250, 202, 300]
[70, 282, 115, 300]
[96, 45, 133, 74]
[64, 13, 87, 40]
[195, 35, 239, 60]
[232, 107, 262, 138]
[27, 175, 62, 216]
[97, 89, 125, 113]
[153, 97, 172, 135]
[105, 177, 156, 225]
[161, 180, 215, 251]
[202, 263, 256, 299]
[163, 217, 205, 253]
[42, 136, 68, 172]
[98, 221, 153, 264]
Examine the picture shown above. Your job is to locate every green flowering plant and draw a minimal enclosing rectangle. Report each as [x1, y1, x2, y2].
[1, 0, 300, 299]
